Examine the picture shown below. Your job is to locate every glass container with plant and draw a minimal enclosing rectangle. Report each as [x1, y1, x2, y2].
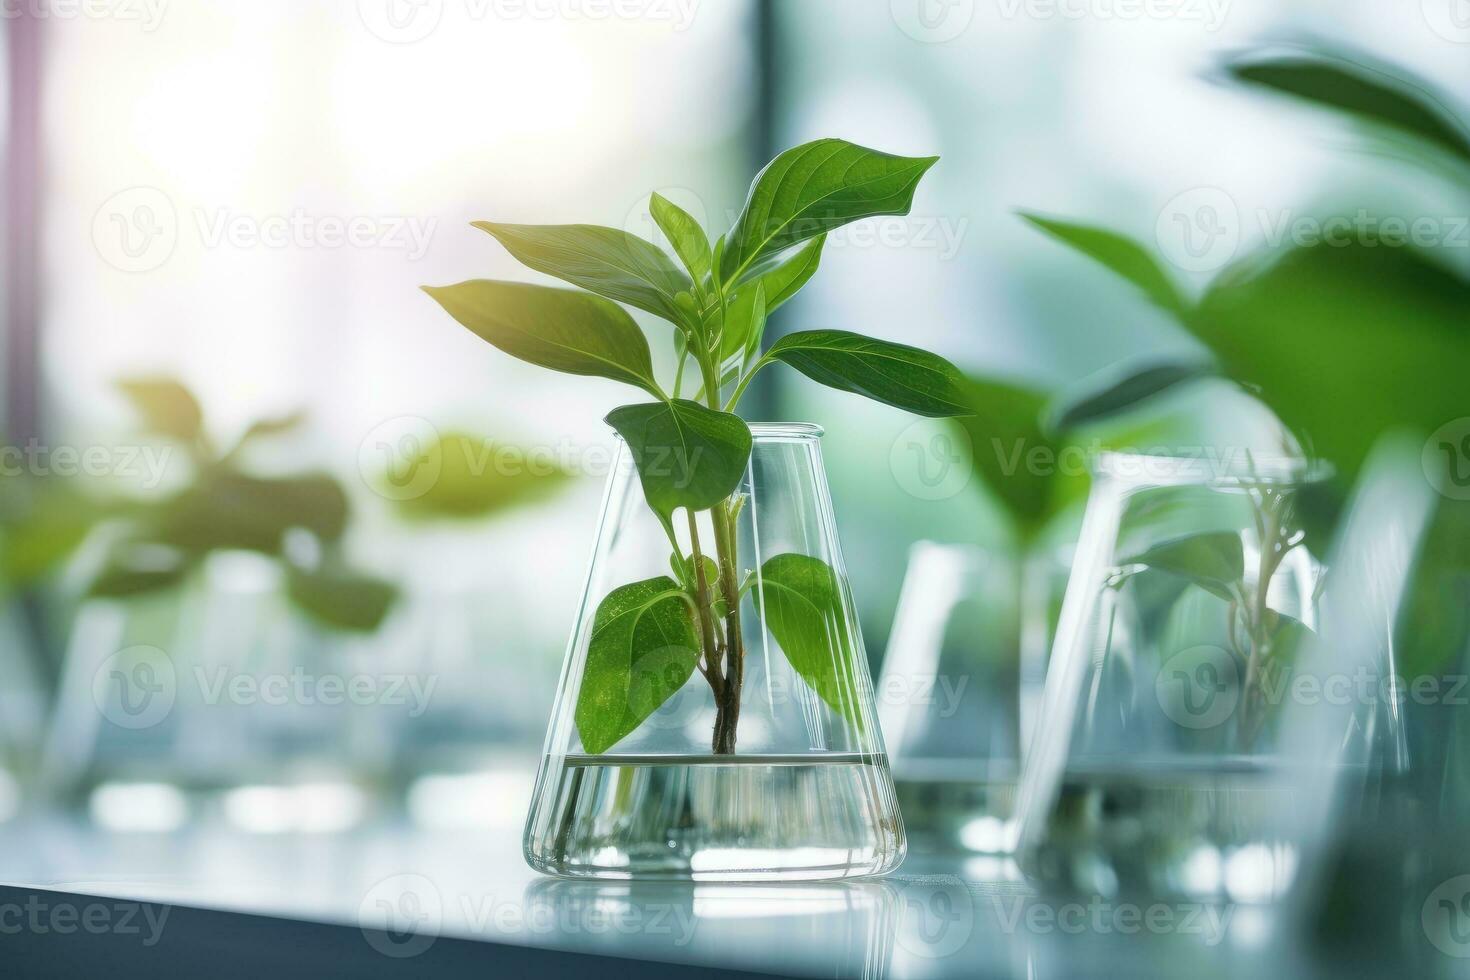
[423, 138, 970, 879]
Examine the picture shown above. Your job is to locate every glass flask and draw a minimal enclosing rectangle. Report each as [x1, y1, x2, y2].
[877, 543, 1067, 852]
[1014, 452, 1340, 899]
[524, 424, 905, 880]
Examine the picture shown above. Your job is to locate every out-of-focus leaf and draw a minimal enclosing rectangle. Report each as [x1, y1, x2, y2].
[287, 566, 398, 632]
[88, 544, 192, 599]
[423, 280, 662, 396]
[0, 479, 101, 585]
[390, 431, 573, 520]
[1121, 531, 1245, 601]
[473, 222, 692, 324]
[117, 378, 205, 444]
[1020, 213, 1188, 315]
[576, 576, 701, 754]
[1397, 499, 1470, 677]
[605, 400, 752, 519]
[950, 377, 1054, 536]
[1224, 51, 1470, 167]
[156, 470, 349, 554]
[1048, 360, 1214, 433]
[1193, 238, 1470, 484]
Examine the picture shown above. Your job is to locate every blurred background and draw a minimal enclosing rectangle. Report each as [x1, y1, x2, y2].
[1, 0, 1467, 858]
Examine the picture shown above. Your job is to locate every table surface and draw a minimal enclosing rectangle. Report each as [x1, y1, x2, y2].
[0, 766, 1362, 979]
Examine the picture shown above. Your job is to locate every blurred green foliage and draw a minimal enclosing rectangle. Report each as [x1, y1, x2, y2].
[383, 430, 572, 521]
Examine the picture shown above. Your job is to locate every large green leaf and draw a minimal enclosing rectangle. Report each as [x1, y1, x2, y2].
[718, 236, 823, 363]
[1048, 359, 1213, 432]
[948, 377, 1055, 535]
[1193, 239, 1470, 483]
[757, 553, 864, 730]
[765, 329, 971, 418]
[1121, 531, 1245, 602]
[117, 378, 205, 445]
[649, 194, 712, 285]
[605, 400, 752, 518]
[287, 566, 398, 633]
[423, 280, 661, 396]
[576, 576, 701, 754]
[1224, 51, 1470, 168]
[155, 470, 349, 555]
[1020, 213, 1187, 315]
[388, 431, 572, 520]
[720, 139, 937, 284]
[473, 222, 692, 323]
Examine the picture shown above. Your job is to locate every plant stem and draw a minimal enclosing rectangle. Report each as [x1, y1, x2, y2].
[686, 510, 725, 699]
[710, 499, 744, 754]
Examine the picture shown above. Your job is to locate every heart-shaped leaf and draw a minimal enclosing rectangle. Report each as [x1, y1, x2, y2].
[721, 139, 937, 284]
[718, 236, 823, 363]
[423, 280, 661, 396]
[766, 329, 972, 418]
[1122, 531, 1245, 602]
[649, 194, 712, 284]
[605, 400, 752, 518]
[474, 222, 692, 324]
[576, 576, 701, 754]
[757, 553, 865, 731]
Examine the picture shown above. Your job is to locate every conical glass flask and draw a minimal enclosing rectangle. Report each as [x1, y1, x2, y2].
[524, 424, 904, 880]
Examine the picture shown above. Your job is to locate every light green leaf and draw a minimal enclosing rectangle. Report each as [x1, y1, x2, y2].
[155, 470, 349, 555]
[605, 400, 752, 518]
[1020, 213, 1187, 315]
[1224, 51, 1470, 168]
[473, 222, 692, 323]
[389, 431, 572, 520]
[1122, 531, 1245, 601]
[721, 139, 937, 284]
[423, 280, 661, 396]
[718, 236, 822, 363]
[576, 576, 701, 754]
[649, 194, 712, 284]
[948, 376, 1055, 535]
[1048, 359, 1213, 433]
[757, 553, 864, 730]
[287, 566, 398, 633]
[117, 378, 205, 444]
[765, 329, 972, 418]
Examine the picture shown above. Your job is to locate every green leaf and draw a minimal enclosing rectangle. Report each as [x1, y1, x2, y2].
[605, 400, 752, 518]
[756, 553, 864, 730]
[423, 280, 661, 396]
[287, 566, 398, 632]
[473, 222, 692, 323]
[765, 329, 972, 418]
[718, 236, 823, 363]
[88, 544, 192, 599]
[117, 378, 205, 444]
[948, 377, 1055, 535]
[649, 194, 712, 285]
[576, 576, 701, 754]
[1193, 239, 1470, 484]
[0, 480, 101, 585]
[1020, 213, 1187, 315]
[389, 431, 572, 520]
[721, 139, 937, 284]
[1122, 531, 1245, 601]
[1224, 51, 1470, 167]
[1048, 360, 1213, 433]
[155, 470, 349, 555]
[669, 550, 725, 619]
[718, 283, 767, 372]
